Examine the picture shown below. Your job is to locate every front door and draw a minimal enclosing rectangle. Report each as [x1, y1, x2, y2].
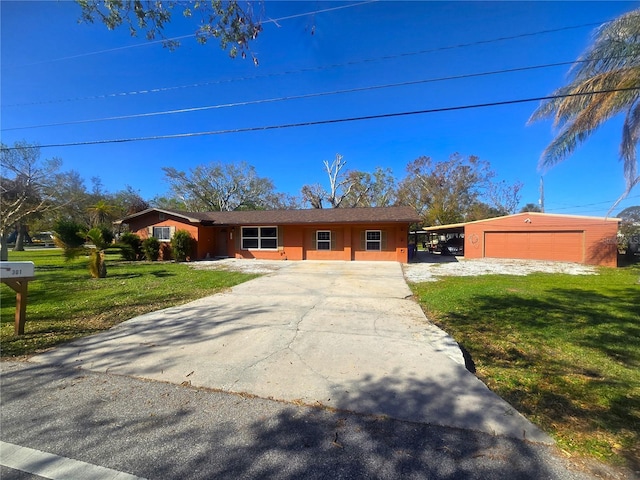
[215, 229, 228, 257]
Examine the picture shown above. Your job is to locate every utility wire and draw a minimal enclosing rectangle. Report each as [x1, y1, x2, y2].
[4, 19, 608, 108]
[11, 1, 377, 68]
[3, 87, 638, 151]
[261, 1, 378, 25]
[547, 194, 640, 212]
[3, 54, 635, 132]
[4, 58, 604, 131]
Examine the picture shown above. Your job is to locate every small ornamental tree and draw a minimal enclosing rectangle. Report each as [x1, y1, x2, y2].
[142, 237, 161, 261]
[85, 227, 108, 278]
[53, 222, 113, 278]
[170, 230, 194, 262]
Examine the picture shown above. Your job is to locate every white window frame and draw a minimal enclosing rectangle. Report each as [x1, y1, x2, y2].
[316, 230, 331, 250]
[241, 226, 278, 250]
[366, 230, 382, 251]
[153, 226, 171, 242]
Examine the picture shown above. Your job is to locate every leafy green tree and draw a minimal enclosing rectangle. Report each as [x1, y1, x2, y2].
[151, 195, 189, 211]
[520, 203, 543, 213]
[617, 205, 640, 261]
[300, 183, 326, 209]
[466, 202, 504, 222]
[163, 161, 277, 211]
[342, 167, 397, 208]
[52, 219, 86, 249]
[301, 154, 352, 208]
[76, 0, 262, 62]
[398, 154, 492, 225]
[0, 141, 68, 259]
[263, 192, 302, 210]
[301, 155, 396, 209]
[488, 180, 524, 215]
[40, 170, 91, 227]
[529, 9, 640, 211]
[113, 186, 150, 217]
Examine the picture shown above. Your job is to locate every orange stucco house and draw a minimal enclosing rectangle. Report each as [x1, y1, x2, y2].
[116, 206, 421, 262]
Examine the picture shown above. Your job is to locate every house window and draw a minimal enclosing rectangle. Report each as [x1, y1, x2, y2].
[153, 226, 171, 241]
[317, 231, 331, 250]
[242, 226, 278, 250]
[366, 230, 381, 251]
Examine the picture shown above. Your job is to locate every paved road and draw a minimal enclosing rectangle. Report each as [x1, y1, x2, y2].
[1, 361, 612, 480]
[31, 261, 546, 442]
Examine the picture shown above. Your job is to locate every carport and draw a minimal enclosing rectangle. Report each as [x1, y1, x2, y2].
[411, 223, 465, 256]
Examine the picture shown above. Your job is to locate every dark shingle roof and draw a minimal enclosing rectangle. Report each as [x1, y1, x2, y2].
[119, 206, 420, 225]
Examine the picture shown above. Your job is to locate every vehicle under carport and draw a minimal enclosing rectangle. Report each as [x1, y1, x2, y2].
[411, 224, 466, 256]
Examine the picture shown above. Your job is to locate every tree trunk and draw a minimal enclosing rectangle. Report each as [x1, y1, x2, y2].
[13, 224, 27, 252]
[89, 250, 107, 278]
[0, 231, 8, 261]
[98, 254, 107, 278]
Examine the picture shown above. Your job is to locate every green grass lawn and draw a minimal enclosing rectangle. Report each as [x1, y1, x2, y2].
[410, 265, 640, 470]
[1, 249, 258, 357]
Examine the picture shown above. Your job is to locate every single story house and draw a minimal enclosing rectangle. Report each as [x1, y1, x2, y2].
[116, 206, 421, 262]
[420, 212, 620, 267]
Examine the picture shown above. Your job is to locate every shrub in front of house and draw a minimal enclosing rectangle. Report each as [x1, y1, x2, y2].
[142, 237, 161, 261]
[170, 230, 194, 262]
[99, 226, 115, 245]
[118, 232, 142, 261]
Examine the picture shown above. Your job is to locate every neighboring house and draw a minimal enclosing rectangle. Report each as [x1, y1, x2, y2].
[421, 212, 620, 267]
[116, 206, 421, 262]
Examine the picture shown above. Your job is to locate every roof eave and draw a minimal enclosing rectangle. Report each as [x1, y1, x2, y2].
[118, 208, 206, 225]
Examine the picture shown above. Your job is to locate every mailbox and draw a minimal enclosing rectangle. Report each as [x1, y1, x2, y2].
[0, 261, 36, 335]
[0, 261, 35, 279]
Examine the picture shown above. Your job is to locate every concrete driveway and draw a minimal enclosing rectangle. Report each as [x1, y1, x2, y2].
[32, 261, 550, 443]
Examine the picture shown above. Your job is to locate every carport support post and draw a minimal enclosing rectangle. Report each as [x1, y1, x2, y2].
[3, 279, 30, 335]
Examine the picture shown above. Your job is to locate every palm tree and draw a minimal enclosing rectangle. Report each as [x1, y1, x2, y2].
[88, 200, 117, 227]
[529, 9, 640, 211]
[85, 228, 108, 278]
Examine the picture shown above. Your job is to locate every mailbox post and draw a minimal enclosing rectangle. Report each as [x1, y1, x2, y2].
[0, 261, 36, 335]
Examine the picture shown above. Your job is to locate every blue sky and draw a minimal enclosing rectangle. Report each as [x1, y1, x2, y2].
[2, 1, 639, 216]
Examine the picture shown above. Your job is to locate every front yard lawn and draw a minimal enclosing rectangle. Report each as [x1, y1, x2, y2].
[1, 250, 258, 357]
[410, 265, 639, 470]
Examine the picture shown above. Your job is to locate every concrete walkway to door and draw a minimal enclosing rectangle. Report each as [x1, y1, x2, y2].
[32, 261, 550, 443]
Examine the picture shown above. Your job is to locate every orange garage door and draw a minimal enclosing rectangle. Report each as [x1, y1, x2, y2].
[484, 231, 584, 263]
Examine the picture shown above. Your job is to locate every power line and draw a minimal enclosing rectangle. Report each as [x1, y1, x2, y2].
[261, 1, 378, 25]
[4, 19, 609, 108]
[0, 58, 593, 131]
[3, 87, 638, 151]
[6, 54, 636, 132]
[11, 1, 377, 68]
[547, 194, 640, 212]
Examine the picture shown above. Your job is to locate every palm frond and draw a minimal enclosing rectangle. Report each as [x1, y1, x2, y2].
[531, 8, 640, 208]
[621, 99, 640, 189]
[538, 118, 596, 170]
[572, 10, 640, 76]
